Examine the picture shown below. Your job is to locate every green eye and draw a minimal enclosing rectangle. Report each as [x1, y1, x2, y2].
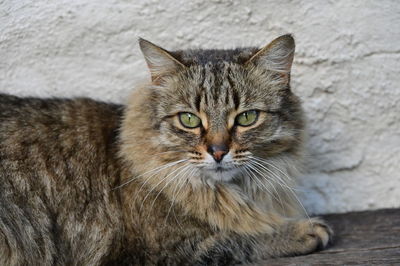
[236, 110, 259, 127]
[179, 112, 201, 128]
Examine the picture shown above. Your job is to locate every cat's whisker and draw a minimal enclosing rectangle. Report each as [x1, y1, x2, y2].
[250, 160, 294, 192]
[171, 176, 191, 230]
[250, 167, 307, 223]
[189, 158, 203, 162]
[139, 162, 189, 214]
[243, 165, 277, 198]
[247, 162, 286, 211]
[248, 157, 311, 222]
[247, 159, 298, 197]
[249, 160, 306, 219]
[244, 164, 283, 207]
[234, 152, 252, 158]
[165, 167, 197, 229]
[250, 156, 295, 182]
[146, 164, 192, 221]
[132, 160, 188, 208]
[242, 165, 264, 192]
[248, 157, 298, 191]
[235, 166, 255, 194]
[164, 171, 187, 228]
[112, 159, 187, 190]
[241, 166, 265, 194]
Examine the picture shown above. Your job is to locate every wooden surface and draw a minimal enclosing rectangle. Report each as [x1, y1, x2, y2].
[265, 208, 400, 265]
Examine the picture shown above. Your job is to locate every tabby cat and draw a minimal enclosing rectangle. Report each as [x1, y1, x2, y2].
[0, 34, 332, 265]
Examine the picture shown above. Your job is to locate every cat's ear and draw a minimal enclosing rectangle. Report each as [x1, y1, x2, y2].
[246, 34, 295, 81]
[139, 38, 185, 82]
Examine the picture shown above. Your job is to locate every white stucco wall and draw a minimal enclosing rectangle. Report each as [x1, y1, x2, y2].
[1, 0, 399, 214]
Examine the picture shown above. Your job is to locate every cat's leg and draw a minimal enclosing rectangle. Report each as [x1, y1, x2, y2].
[184, 218, 332, 265]
[261, 217, 333, 257]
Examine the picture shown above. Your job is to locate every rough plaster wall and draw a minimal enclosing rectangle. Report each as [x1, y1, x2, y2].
[1, 0, 399, 214]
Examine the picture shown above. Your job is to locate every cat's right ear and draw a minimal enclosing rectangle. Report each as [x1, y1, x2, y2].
[139, 38, 185, 82]
[245, 34, 295, 83]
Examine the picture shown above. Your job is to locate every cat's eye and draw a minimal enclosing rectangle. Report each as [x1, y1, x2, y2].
[235, 110, 259, 127]
[179, 112, 201, 128]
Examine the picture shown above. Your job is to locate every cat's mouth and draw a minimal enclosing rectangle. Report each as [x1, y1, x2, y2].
[201, 165, 239, 182]
[193, 153, 241, 182]
[214, 166, 230, 172]
[202, 164, 234, 173]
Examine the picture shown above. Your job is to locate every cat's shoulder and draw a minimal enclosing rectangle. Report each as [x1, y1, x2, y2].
[0, 93, 124, 132]
[0, 93, 123, 116]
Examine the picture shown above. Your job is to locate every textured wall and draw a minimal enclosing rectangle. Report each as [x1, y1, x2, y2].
[1, 0, 399, 214]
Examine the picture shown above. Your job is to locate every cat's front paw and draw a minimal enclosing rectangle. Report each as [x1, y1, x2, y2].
[291, 218, 333, 254]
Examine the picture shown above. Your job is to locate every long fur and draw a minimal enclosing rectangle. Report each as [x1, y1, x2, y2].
[0, 35, 332, 265]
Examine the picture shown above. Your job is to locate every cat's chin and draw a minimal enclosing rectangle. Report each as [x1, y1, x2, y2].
[202, 167, 240, 183]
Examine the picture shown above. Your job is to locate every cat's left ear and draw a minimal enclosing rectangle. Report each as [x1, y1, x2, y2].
[246, 34, 295, 82]
[139, 38, 186, 82]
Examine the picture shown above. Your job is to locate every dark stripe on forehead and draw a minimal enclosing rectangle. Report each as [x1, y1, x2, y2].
[212, 85, 220, 104]
[204, 65, 215, 107]
[196, 63, 240, 113]
[194, 91, 201, 112]
[213, 63, 231, 106]
[199, 67, 207, 107]
[227, 69, 240, 109]
[224, 84, 230, 105]
[220, 64, 232, 106]
[202, 87, 208, 107]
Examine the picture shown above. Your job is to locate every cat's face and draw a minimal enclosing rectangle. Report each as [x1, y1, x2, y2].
[136, 35, 304, 183]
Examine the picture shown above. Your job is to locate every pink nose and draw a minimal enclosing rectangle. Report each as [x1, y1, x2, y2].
[207, 144, 228, 163]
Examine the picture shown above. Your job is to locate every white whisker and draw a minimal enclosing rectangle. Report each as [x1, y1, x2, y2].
[165, 167, 196, 229]
[132, 159, 188, 204]
[247, 162, 285, 210]
[248, 156, 311, 222]
[248, 157, 298, 191]
[146, 164, 191, 220]
[112, 159, 187, 190]
[163, 172, 186, 227]
[244, 164, 283, 206]
[139, 162, 189, 214]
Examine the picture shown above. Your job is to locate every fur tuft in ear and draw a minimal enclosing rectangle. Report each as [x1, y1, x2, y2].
[139, 38, 185, 82]
[246, 34, 295, 76]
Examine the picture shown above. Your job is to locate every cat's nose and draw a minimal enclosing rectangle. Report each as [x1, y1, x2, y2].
[207, 144, 228, 163]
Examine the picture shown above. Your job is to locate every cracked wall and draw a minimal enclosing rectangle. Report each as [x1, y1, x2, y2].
[1, 0, 399, 214]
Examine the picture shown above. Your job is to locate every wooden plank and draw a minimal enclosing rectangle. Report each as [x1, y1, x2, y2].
[262, 208, 400, 265]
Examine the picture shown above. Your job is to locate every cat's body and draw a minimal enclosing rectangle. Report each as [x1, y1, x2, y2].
[0, 35, 332, 265]
[0, 95, 125, 265]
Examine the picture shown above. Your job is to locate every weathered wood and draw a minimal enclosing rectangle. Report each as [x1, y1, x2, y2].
[262, 208, 400, 265]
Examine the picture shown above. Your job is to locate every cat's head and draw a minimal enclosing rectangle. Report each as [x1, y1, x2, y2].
[122, 35, 304, 184]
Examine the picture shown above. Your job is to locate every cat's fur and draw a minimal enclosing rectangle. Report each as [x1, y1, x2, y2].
[0, 34, 332, 265]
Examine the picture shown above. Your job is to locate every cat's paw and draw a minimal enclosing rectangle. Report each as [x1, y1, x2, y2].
[292, 218, 333, 253]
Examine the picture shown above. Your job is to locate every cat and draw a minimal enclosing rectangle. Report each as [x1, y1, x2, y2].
[0, 34, 332, 265]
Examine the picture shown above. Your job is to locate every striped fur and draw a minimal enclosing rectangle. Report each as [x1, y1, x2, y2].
[0, 35, 332, 265]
